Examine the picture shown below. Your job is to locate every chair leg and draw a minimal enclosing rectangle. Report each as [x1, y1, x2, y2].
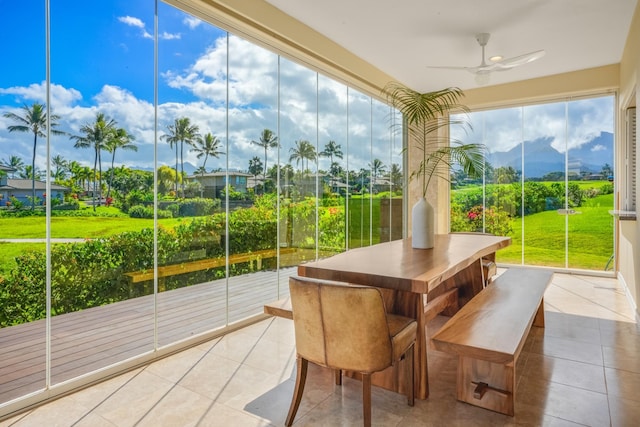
[362, 373, 372, 427]
[335, 369, 342, 386]
[285, 356, 308, 427]
[407, 343, 415, 406]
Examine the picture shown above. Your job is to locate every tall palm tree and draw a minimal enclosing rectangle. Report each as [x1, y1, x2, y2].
[161, 117, 200, 197]
[320, 140, 343, 167]
[51, 154, 68, 180]
[289, 140, 316, 174]
[3, 103, 64, 209]
[251, 128, 279, 175]
[248, 156, 263, 192]
[19, 165, 43, 180]
[70, 113, 117, 209]
[191, 132, 224, 174]
[390, 163, 403, 190]
[369, 158, 386, 187]
[105, 128, 137, 199]
[1, 155, 25, 178]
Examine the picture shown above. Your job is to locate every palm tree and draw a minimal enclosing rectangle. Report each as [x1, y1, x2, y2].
[248, 156, 263, 192]
[51, 155, 68, 180]
[1, 155, 25, 178]
[70, 113, 117, 209]
[105, 128, 137, 199]
[3, 103, 64, 209]
[320, 140, 343, 167]
[369, 158, 386, 187]
[191, 132, 224, 175]
[161, 117, 200, 197]
[289, 140, 316, 174]
[19, 165, 43, 180]
[389, 163, 403, 190]
[251, 128, 279, 175]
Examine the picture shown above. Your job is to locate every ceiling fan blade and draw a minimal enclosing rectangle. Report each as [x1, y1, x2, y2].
[427, 34, 545, 77]
[427, 65, 490, 74]
[491, 50, 545, 70]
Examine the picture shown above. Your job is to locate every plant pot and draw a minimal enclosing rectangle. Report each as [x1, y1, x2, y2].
[412, 197, 434, 249]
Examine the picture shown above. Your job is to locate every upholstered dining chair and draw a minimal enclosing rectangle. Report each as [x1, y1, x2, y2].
[286, 276, 417, 427]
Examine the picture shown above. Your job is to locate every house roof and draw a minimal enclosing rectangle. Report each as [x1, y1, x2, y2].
[187, 171, 252, 178]
[0, 179, 70, 191]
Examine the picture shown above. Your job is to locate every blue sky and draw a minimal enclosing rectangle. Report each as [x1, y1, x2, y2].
[0, 0, 611, 177]
[0, 0, 401, 174]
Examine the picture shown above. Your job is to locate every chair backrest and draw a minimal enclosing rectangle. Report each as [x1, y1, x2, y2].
[289, 276, 393, 373]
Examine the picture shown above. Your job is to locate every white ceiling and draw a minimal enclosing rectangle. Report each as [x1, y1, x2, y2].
[265, 0, 638, 93]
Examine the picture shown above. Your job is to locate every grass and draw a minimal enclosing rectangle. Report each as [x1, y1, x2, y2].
[0, 216, 192, 239]
[497, 193, 614, 270]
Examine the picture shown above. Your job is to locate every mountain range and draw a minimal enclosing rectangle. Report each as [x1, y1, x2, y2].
[486, 131, 613, 178]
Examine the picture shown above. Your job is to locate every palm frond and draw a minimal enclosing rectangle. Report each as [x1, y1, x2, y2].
[383, 82, 483, 197]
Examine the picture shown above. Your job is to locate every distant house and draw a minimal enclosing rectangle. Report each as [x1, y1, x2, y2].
[0, 176, 69, 207]
[372, 178, 394, 194]
[246, 173, 267, 191]
[186, 171, 252, 198]
[587, 173, 605, 181]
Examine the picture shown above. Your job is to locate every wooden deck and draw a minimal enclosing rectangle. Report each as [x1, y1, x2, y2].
[0, 268, 296, 405]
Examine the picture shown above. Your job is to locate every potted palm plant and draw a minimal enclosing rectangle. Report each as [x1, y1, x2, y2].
[382, 82, 484, 248]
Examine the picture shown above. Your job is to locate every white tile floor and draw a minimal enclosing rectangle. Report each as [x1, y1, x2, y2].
[1, 272, 638, 427]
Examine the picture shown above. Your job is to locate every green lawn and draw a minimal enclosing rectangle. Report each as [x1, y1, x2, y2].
[497, 193, 614, 270]
[0, 216, 190, 239]
[0, 215, 199, 274]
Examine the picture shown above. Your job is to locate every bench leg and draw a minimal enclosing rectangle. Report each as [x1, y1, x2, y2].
[457, 357, 515, 416]
[533, 297, 545, 327]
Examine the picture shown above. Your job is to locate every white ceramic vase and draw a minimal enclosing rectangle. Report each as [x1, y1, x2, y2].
[412, 197, 435, 249]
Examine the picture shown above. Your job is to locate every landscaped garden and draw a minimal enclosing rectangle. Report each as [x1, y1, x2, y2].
[451, 179, 614, 270]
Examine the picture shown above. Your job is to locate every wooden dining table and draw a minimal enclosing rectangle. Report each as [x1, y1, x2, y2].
[296, 233, 511, 400]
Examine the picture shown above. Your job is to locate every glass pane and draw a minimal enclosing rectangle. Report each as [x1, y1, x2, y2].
[318, 75, 347, 256]
[522, 103, 566, 268]
[389, 107, 404, 241]
[226, 34, 280, 324]
[567, 96, 615, 270]
[347, 89, 372, 249]
[450, 108, 523, 263]
[372, 99, 393, 243]
[49, 0, 155, 383]
[279, 59, 318, 262]
[0, 0, 47, 403]
[156, 6, 229, 343]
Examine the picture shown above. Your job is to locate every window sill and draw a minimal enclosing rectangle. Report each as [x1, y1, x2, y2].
[609, 210, 637, 221]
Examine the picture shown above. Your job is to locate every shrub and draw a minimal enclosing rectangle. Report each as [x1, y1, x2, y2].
[178, 198, 218, 216]
[128, 204, 153, 218]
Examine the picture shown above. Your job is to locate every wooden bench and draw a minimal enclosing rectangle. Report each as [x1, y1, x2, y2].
[264, 297, 292, 320]
[430, 267, 553, 416]
[125, 248, 297, 294]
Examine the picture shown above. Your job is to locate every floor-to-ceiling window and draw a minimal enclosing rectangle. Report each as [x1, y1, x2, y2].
[0, 0, 403, 413]
[451, 95, 615, 272]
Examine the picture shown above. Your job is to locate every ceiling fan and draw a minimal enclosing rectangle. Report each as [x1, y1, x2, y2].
[429, 33, 545, 85]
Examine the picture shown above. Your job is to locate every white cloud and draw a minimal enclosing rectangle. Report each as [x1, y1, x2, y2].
[160, 31, 181, 40]
[118, 16, 145, 29]
[591, 144, 606, 152]
[0, 81, 82, 108]
[183, 16, 202, 29]
[452, 96, 614, 154]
